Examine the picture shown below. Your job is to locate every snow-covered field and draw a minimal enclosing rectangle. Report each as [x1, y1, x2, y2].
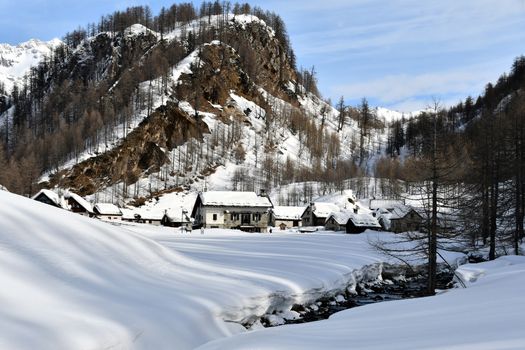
[0, 190, 425, 349]
[2, 190, 522, 350]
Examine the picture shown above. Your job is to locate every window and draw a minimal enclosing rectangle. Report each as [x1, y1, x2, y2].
[253, 213, 261, 221]
[213, 214, 217, 221]
[231, 213, 239, 221]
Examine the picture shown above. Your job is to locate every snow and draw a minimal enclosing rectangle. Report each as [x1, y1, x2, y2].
[197, 256, 525, 350]
[163, 14, 275, 42]
[0, 190, 467, 350]
[31, 189, 68, 209]
[375, 107, 422, 124]
[329, 210, 381, 228]
[0, 38, 62, 93]
[123, 23, 156, 38]
[199, 191, 272, 207]
[310, 202, 341, 218]
[270, 206, 306, 220]
[314, 190, 358, 210]
[64, 191, 93, 213]
[93, 203, 122, 215]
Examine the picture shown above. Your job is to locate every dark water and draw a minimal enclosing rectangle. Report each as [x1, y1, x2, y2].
[261, 267, 455, 327]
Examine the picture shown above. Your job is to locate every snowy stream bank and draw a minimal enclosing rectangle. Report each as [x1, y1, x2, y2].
[255, 263, 456, 328]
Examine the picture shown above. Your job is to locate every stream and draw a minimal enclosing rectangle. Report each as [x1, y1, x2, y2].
[260, 265, 456, 327]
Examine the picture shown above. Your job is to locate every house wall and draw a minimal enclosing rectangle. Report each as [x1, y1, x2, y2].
[390, 212, 423, 233]
[98, 215, 122, 221]
[313, 215, 327, 226]
[34, 194, 59, 208]
[301, 206, 313, 226]
[203, 207, 226, 227]
[273, 219, 300, 229]
[197, 206, 270, 232]
[325, 217, 345, 231]
[346, 221, 366, 234]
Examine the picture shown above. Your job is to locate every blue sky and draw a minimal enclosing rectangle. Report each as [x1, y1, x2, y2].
[1, 0, 525, 111]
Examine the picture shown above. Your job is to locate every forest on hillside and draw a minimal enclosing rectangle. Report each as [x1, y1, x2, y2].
[0, 1, 321, 194]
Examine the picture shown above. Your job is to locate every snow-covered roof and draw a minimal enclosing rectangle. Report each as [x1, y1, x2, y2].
[390, 205, 419, 220]
[271, 206, 306, 220]
[64, 191, 93, 213]
[310, 202, 340, 218]
[164, 208, 192, 222]
[94, 203, 122, 216]
[32, 189, 68, 209]
[327, 211, 353, 225]
[327, 210, 381, 228]
[121, 208, 164, 221]
[139, 209, 164, 221]
[120, 208, 136, 220]
[369, 199, 404, 210]
[348, 212, 381, 228]
[199, 191, 272, 208]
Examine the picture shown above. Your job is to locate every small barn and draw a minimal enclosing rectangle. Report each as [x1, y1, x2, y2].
[389, 206, 423, 233]
[32, 189, 68, 209]
[269, 206, 305, 229]
[325, 211, 351, 231]
[346, 212, 382, 234]
[301, 202, 340, 227]
[121, 208, 164, 226]
[161, 208, 192, 229]
[93, 203, 122, 221]
[64, 192, 94, 217]
[136, 210, 163, 226]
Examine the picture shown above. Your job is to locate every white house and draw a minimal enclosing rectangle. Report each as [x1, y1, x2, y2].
[191, 191, 273, 232]
[269, 206, 305, 230]
[94, 203, 122, 221]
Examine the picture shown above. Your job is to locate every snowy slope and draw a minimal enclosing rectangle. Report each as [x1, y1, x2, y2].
[0, 38, 62, 93]
[375, 106, 422, 123]
[0, 190, 465, 349]
[198, 256, 525, 350]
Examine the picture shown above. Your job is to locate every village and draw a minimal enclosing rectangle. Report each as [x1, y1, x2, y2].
[31, 188, 430, 235]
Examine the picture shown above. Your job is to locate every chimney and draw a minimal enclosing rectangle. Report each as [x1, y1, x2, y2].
[259, 189, 267, 197]
[354, 207, 358, 214]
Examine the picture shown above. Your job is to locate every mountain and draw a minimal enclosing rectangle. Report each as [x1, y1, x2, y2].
[0, 38, 62, 93]
[0, 5, 406, 202]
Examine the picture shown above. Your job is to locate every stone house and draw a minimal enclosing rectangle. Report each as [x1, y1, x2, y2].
[301, 202, 340, 227]
[326, 210, 381, 234]
[386, 206, 424, 233]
